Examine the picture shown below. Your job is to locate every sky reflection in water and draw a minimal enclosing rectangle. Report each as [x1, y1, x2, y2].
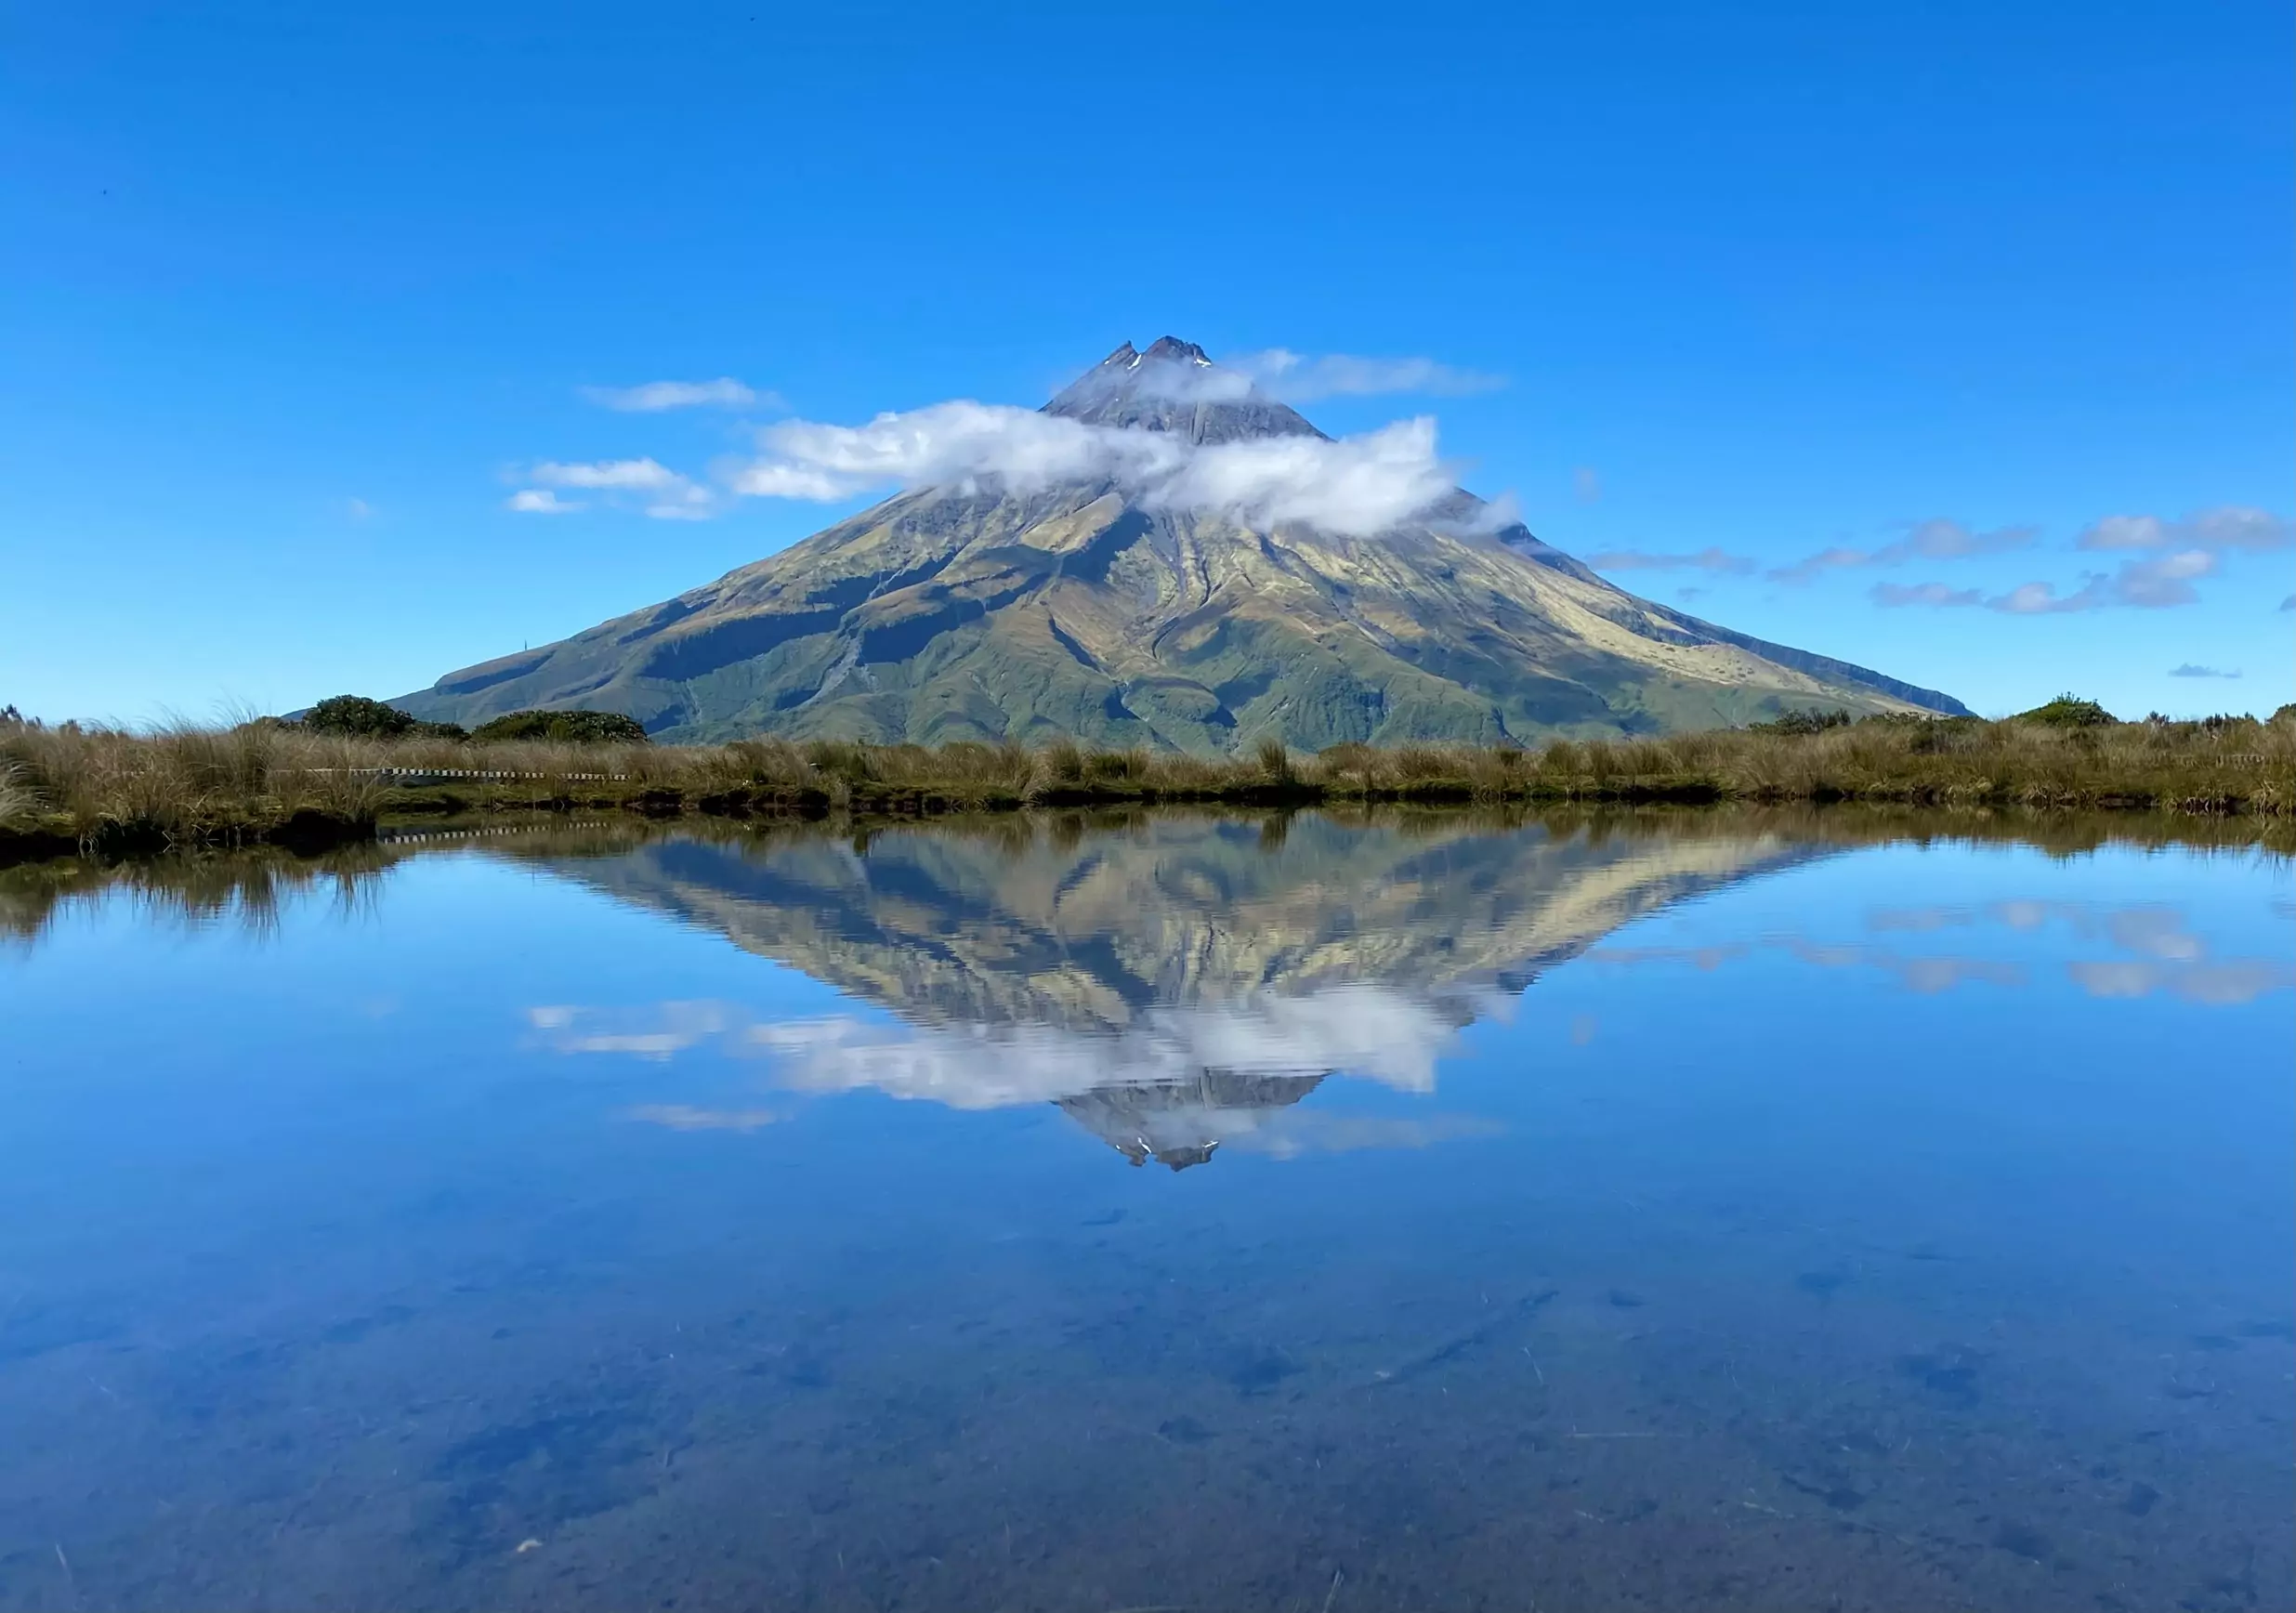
[0, 811, 2289, 1611]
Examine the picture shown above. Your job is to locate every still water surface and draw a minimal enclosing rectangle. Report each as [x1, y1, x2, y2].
[1, 809, 2290, 1611]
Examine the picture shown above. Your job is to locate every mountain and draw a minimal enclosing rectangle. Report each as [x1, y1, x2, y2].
[397, 337, 1967, 748]
[530, 811, 1830, 1167]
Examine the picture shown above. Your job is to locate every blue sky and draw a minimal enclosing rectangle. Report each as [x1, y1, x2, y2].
[3, 0, 2289, 724]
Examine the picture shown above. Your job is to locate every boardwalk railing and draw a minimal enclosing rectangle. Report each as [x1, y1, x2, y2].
[379, 819, 619, 846]
[302, 767, 634, 783]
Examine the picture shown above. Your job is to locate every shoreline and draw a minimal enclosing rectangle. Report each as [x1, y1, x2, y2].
[6, 720, 2289, 869]
[5, 770, 2290, 871]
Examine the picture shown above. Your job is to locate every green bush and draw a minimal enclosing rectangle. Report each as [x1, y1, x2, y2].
[2015, 693, 2117, 728]
[470, 709, 649, 744]
[1751, 707, 1852, 736]
[304, 695, 419, 738]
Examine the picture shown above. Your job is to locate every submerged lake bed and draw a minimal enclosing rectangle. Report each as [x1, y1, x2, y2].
[2, 809, 2290, 1611]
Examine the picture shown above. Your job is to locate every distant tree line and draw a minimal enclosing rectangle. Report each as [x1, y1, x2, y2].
[1751, 694, 2295, 734]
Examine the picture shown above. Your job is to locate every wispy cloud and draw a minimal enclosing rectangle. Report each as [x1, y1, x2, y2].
[1993, 549, 2217, 612]
[581, 377, 772, 413]
[1861, 506, 2284, 612]
[1591, 936, 2024, 994]
[345, 497, 375, 521]
[510, 457, 714, 520]
[1221, 1110, 1502, 1158]
[1981, 899, 2205, 960]
[1860, 899, 2285, 1004]
[1883, 549, 2221, 614]
[505, 488, 584, 514]
[2077, 505, 2293, 554]
[1585, 546, 1756, 575]
[1228, 349, 1506, 402]
[623, 1104, 779, 1132]
[531, 457, 688, 492]
[1572, 466, 1601, 504]
[1872, 582, 1981, 609]
[529, 1001, 732, 1057]
[2067, 960, 2293, 1005]
[1770, 518, 2038, 584]
[2280, 594, 2295, 612]
[2168, 663, 2241, 679]
[728, 402, 1483, 537]
[1981, 578, 2106, 614]
[1778, 939, 2027, 993]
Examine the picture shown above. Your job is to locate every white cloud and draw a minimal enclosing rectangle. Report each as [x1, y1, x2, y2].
[1572, 466, 1601, 503]
[1227, 349, 1507, 402]
[346, 497, 375, 521]
[528, 1000, 730, 1057]
[2168, 662, 2240, 679]
[728, 402, 1482, 537]
[506, 488, 584, 515]
[526, 984, 1481, 1108]
[741, 402, 1159, 500]
[581, 377, 771, 413]
[2078, 505, 2293, 554]
[532, 457, 686, 491]
[526, 457, 714, 520]
[758, 985, 1471, 1107]
[1168, 417, 1464, 533]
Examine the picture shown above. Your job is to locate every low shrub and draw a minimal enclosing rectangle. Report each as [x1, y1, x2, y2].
[469, 709, 648, 744]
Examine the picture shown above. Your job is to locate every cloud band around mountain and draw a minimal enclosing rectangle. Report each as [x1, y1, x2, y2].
[728, 402, 1484, 537]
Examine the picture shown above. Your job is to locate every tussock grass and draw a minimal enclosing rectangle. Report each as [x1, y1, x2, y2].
[3, 709, 2289, 865]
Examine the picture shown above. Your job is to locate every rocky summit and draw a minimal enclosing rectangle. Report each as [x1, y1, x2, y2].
[396, 338, 1966, 748]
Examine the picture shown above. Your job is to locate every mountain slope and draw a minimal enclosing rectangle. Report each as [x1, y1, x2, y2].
[399, 337, 1967, 747]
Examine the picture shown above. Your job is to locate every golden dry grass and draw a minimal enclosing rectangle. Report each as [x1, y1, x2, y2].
[3, 710, 2289, 861]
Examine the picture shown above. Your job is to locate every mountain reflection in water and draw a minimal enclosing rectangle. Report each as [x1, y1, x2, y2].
[1, 807, 2289, 1613]
[531, 811, 1822, 1167]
